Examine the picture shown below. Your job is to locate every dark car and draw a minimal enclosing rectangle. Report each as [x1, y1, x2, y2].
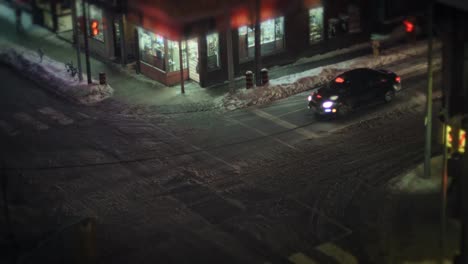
[307, 68, 401, 117]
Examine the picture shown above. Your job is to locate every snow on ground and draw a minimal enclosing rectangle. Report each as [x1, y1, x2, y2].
[221, 40, 440, 111]
[0, 41, 113, 105]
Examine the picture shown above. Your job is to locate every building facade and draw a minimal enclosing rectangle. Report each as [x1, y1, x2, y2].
[32, 0, 73, 33]
[124, 0, 374, 87]
[72, 0, 130, 64]
[67, 0, 426, 88]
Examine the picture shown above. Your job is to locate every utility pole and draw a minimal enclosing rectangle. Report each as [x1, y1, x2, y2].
[460, 116, 468, 264]
[254, 0, 262, 86]
[179, 40, 185, 94]
[226, 15, 235, 92]
[424, 2, 434, 179]
[81, 0, 92, 84]
[71, 0, 83, 81]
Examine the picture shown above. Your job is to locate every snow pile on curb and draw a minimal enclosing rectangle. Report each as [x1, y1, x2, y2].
[0, 42, 113, 105]
[221, 40, 439, 111]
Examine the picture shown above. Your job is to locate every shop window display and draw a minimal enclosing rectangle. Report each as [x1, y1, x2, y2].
[238, 16, 285, 61]
[139, 28, 166, 71]
[206, 33, 220, 70]
[309, 6, 324, 44]
[167, 40, 187, 72]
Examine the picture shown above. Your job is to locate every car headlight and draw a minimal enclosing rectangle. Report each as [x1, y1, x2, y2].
[308, 95, 312, 102]
[322, 101, 333, 108]
[330, 95, 339, 101]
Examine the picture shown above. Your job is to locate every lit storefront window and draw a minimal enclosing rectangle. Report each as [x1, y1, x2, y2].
[206, 33, 220, 70]
[139, 28, 165, 71]
[238, 16, 285, 61]
[309, 6, 324, 43]
[138, 28, 187, 72]
[167, 40, 187, 72]
[328, 4, 361, 38]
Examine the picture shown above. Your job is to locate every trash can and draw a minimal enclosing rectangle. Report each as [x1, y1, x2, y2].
[261, 68, 269, 85]
[245, 71, 254, 89]
[99, 72, 106, 85]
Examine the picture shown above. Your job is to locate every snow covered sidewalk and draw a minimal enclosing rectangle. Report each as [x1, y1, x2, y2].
[221, 40, 440, 111]
[0, 41, 113, 105]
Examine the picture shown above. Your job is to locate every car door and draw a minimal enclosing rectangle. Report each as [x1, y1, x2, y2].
[349, 75, 369, 106]
[362, 74, 381, 103]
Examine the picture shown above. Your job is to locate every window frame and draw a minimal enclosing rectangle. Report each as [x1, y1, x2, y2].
[238, 16, 285, 62]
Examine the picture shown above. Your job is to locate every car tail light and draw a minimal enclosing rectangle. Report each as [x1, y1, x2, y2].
[395, 76, 401, 83]
[316, 93, 322, 99]
[335, 77, 345, 83]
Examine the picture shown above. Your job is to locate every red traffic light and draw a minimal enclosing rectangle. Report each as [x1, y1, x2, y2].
[403, 20, 414, 33]
[90, 20, 99, 36]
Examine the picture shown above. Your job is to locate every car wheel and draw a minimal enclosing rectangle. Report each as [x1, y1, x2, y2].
[384, 90, 395, 103]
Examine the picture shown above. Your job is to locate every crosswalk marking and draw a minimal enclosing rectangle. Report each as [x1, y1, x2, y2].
[13, 112, 49, 130]
[76, 112, 91, 119]
[250, 108, 319, 139]
[288, 252, 319, 264]
[226, 116, 299, 151]
[0, 120, 19, 136]
[38, 107, 74, 125]
[316, 242, 358, 264]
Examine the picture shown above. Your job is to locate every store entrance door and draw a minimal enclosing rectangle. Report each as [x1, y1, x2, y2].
[187, 38, 199, 82]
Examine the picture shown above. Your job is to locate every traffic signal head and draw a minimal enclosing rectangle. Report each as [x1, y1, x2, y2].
[403, 19, 415, 33]
[446, 125, 453, 148]
[459, 129, 466, 153]
[445, 124, 467, 155]
[90, 20, 99, 36]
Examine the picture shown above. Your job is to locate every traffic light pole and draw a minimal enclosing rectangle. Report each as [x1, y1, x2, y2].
[424, 3, 434, 180]
[81, 0, 92, 84]
[71, 0, 83, 81]
[441, 125, 448, 264]
[460, 117, 468, 263]
[254, 0, 262, 87]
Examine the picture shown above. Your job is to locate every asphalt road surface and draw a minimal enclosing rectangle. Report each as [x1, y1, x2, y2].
[0, 53, 450, 264]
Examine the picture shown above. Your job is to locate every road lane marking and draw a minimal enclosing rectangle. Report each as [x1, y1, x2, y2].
[0, 120, 19, 136]
[77, 112, 91, 119]
[13, 112, 49, 130]
[277, 106, 309, 118]
[316, 242, 358, 264]
[250, 108, 319, 139]
[38, 107, 74, 125]
[288, 252, 319, 264]
[227, 117, 299, 151]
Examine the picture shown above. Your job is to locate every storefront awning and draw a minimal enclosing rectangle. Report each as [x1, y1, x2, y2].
[128, 0, 294, 40]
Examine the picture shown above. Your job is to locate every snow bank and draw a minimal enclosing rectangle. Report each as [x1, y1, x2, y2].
[221, 40, 439, 111]
[0, 42, 113, 105]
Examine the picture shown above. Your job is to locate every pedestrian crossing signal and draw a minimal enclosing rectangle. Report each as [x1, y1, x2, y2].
[446, 125, 453, 148]
[459, 129, 466, 154]
[90, 20, 99, 37]
[445, 124, 466, 154]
